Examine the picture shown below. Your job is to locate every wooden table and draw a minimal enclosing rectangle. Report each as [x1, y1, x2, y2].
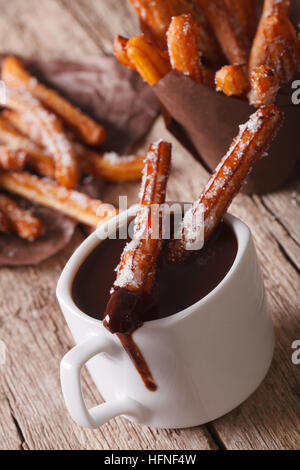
[0, 0, 299, 451]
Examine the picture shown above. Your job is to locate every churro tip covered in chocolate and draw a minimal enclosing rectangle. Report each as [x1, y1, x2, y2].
[103, 140, 171, 335]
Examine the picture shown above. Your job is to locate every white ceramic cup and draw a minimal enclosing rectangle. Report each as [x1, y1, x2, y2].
[57, 203, 274, 429]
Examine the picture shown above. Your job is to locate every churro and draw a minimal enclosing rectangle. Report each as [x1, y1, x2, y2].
[249, 10, 299, 84]
[78, 148, 144, 182]
[195, 0, 250, 65]
[0, 193, 43, 240]
[103, 140, 171, 334]
[2, 56, 106, 146]
[248, 65, 280, 106]
[2, 109, 44, 147]
[224, 0, 257, 41]
[5, 88, 80, 189]
[114, 35, 135, 69]
[215, 65, 249, 96]
[126, 35, 171, 85]
[1, 111, 144, 182]
[167, 14, 214, 87]
[128, 0, 223, 67]
[0, 171, 118, 228]
[167, 105, 284, 263]
[0, 115, 55, 177]
[0, 147, 26, 171]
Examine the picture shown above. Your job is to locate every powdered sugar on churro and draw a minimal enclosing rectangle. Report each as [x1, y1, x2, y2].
[175, 106, 283, 254]
[103, 152, 136, 164]
[0, 171, 117, 227]
[113, 140, 170, 292]
[5, 88, 78, 187]
[202, 107, 275, 199]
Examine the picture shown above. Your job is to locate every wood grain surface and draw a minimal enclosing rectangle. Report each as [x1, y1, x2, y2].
[0, 0, 299, 451]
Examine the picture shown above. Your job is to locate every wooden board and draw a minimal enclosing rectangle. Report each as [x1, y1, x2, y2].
[0, 0, 299, 451]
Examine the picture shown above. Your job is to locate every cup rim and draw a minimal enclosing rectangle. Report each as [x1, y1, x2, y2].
[56, 203, 250, 331]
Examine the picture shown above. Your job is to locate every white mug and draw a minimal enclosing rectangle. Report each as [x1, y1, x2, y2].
[57, 203, 274, 429]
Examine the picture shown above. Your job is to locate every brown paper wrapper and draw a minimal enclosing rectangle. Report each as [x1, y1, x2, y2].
[0, 56, 159, 266]
[154, 70, 300, 194]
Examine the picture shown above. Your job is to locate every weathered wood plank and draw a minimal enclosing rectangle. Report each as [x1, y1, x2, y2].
[253, 192, 300, 272]
[261, 180, 300, 247]
[0, 395, 24, 450]
[58, 0, 139, 54]
[0, 0, 99, 59]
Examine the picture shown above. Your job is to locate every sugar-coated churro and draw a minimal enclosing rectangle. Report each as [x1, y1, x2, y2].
[249, 6, 299, 84]
[103, 140, 171, 334]
[114, 35, 135, 69]
[0, 115, 55, 177]
[2, 56, 106, 146]
[224, 0, 257, 41]
[1, 111, 144, 181]
[0, 171, 118, 228]
[0, 193, 43, 240]
[167, 14, 215, 87]
[126, 35, 171, 85]
[248, 65, 280, 106]
[195, 0, 250, 65]
[0, 146, 26, 171]
[215, 65, 249, 96]
[167, 105, 284, 263]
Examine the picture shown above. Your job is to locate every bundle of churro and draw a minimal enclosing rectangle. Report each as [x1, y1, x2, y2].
[117, 0, 299, 105]
[103, 104, 283, 390]
[0, 56, 150, 248]
[113, 0, 300, 193]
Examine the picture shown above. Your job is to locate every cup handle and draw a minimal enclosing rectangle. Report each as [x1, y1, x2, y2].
[60, 334, 144, 428]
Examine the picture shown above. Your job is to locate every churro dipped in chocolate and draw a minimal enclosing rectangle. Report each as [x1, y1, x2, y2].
[103, 140, 171, 335]
[167, 105, 284, 264]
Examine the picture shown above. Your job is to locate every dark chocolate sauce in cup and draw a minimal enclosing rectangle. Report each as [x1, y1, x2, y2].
[72, 221, 237, 391]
